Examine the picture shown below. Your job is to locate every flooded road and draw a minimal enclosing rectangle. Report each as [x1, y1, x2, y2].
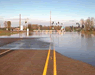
[0, 38, 50, 50]
[0, 32, 95, 67]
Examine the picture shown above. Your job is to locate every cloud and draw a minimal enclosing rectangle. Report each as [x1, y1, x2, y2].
[0, 18, 80, 27]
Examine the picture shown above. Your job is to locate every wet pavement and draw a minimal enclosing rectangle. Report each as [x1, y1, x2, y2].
[0, 38, 52, 50]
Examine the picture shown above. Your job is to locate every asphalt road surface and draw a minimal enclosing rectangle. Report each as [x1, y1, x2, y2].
[0, 50, 49, 75]
[0, 50, 95, 75]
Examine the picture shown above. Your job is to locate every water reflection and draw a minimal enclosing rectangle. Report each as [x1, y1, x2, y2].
[81, 33, 95, 38]
[77, 32, 80, 35]
[81, 34, 84, 38]
[51, 32, 95, 67]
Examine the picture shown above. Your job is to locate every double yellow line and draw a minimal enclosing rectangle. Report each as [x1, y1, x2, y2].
[42, 46, 57, 75]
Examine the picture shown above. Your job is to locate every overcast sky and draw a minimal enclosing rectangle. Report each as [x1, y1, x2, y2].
[0, 0, 95, 27]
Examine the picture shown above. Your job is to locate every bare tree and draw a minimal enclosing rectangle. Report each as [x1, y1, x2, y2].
[91, 17, 94, 27]
[80, 19, 84, 26]
[88, 17, 91, 26]
[80, 17, 95, 30]
[7, 21, 11, 31]
[4, 21, 7, 28]
[84, 18, 91, 30]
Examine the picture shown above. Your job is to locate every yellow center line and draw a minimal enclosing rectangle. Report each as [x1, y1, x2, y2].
[52, 34, 57, 75]
[53, 49, 57, 75]
[42, 46, 51, 75]
[43, 33, 57, 75]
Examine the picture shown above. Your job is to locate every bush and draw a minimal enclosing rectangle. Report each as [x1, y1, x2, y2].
[0, 28, 6, 30]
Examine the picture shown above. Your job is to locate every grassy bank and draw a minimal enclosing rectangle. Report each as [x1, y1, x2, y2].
[0, 30, 24, 36]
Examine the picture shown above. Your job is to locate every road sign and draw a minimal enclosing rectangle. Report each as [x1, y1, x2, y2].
[61, 26, 64, 30]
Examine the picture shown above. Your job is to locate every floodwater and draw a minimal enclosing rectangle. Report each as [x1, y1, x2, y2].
[0, 32, 95, 67]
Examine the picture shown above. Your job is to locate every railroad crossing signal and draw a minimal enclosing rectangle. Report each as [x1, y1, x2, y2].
[25, 21, 27, 23]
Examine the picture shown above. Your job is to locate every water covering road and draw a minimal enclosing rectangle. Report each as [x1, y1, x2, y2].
[0, 38, 52, 50]
[0, 32, 95, 67]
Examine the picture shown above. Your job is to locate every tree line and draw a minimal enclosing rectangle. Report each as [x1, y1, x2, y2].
[27, 24, 62, 31]
[65, 17, 95, 32]
[3, 21, 63, 31]
[80, 17, 95, 31]
[27, 21, 63, 31]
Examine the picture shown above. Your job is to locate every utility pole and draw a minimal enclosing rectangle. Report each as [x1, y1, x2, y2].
[19, 14, 21, 30]
[50, 11, 51, 26]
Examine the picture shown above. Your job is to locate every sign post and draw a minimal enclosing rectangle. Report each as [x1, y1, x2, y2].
[27, 28, 29, 36]
[20, 25, 23, 31]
